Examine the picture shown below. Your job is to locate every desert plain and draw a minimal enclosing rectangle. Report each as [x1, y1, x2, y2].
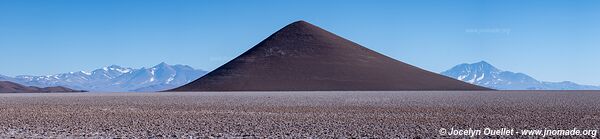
[0, 91, 599, 138]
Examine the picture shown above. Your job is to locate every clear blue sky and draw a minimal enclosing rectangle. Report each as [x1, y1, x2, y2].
[1, 0, 599, 85]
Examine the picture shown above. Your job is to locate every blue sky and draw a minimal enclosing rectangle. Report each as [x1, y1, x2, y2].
[0, 0, 599, 85]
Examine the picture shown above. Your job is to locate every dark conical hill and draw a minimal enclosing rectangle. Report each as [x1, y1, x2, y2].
[171, 21, 490, 91]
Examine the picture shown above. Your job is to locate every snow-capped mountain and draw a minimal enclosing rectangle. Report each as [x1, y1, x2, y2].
[90, 65, 133, 80]
[109, 62, 206, 92]
[0, 63, 207, 92]
[0, 74, 10, 80]
[441, 61, 600, 90]
[12, 65, 134, 90]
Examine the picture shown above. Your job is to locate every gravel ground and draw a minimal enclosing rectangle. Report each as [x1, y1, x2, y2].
[0, 91, 599, 138]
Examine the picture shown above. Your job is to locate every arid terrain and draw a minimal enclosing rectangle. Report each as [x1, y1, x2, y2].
[1, 91, 599, 138]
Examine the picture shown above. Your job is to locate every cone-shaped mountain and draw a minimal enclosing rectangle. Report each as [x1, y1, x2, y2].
[171, 21, 490, 91]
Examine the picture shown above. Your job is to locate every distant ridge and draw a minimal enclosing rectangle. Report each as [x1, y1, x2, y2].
[171, 21, 490, 91]
[0, 81, 84, 93]
[0, 63, 207, 92]
[442, 61, 600, 90]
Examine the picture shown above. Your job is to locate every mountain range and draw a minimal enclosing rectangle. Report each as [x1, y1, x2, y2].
[441, 61, 600, 90]
[0, 63, 207, 92]
[0, 81, 84, 93]
[2, 60, 595, 91]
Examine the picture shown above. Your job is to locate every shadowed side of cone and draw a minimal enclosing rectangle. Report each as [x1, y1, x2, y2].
[170, 20, 491, 91]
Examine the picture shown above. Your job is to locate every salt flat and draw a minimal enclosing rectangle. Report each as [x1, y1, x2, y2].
[0, 91, 599, 138]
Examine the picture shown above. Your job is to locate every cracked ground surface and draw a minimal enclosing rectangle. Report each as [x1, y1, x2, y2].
[0, 91, 599, 138]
